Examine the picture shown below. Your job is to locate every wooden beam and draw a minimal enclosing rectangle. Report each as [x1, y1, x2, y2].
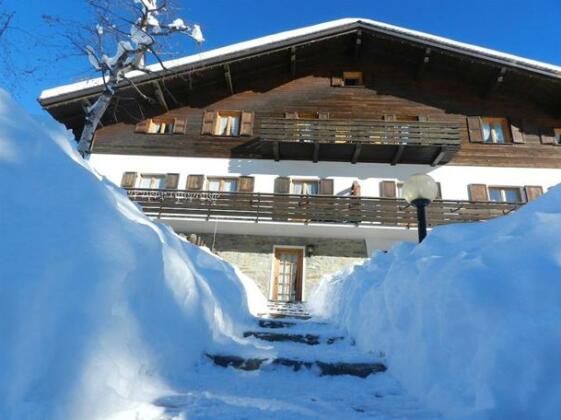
[81, 98, 103, 127]
[431, 147, 447, 166]
[391, 144, 405, 166]
[484, 67, 506, 98]
[273, 141, 280, 161]
[313, 141, 320, 163]
[354, 30, 362, 60]
[416, 48, 431, 80]
[290, 47, 296, 78]
[152, 81, 168, 111]
[351, 143, 362, 164]
[224, 64, 234, 95]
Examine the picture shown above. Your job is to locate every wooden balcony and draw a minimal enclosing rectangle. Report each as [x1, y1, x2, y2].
[254, 118, 461, 165]
[126, 189, 521, 228]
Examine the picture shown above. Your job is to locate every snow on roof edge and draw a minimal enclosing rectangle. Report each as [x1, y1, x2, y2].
[39, 17, 561, 103]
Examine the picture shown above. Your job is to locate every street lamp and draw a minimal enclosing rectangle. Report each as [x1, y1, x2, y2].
[402, 174, 439, 243]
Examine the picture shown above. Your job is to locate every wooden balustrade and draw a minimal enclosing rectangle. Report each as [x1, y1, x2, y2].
[126, 189, 521, 227]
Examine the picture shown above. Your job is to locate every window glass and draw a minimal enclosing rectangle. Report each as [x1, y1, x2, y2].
[489, 187, 521, 203]
[482, 118, 508, 144]
[504, 188, 521, 202]
[554, 128, 561, 145]
[139, 175, 165, 189]
[343, 71, 363, 86]
[207, 177, 238, 192]
[223, 179, 238, 192]
[207, 179, 221, 191]
[396, 183, 404, 198]
[292, 180, 319, 195]
[488, 188, 503, 202]
[148, 119, 174, 134]
[215, 113, 241, 136]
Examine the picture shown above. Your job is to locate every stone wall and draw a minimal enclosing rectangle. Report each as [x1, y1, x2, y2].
[197, 233, 367, 300]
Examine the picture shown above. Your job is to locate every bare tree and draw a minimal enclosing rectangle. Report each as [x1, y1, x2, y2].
[54, 0, 203, 157]
[0, 1, 14, 40]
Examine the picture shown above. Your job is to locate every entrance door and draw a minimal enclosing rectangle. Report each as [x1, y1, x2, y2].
[272, 248, 304, 302]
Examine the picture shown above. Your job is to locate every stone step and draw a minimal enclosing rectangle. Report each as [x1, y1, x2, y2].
[206, 354, 386, 378]
[257, 319, 297, 329]
[243, 331, 345, 346]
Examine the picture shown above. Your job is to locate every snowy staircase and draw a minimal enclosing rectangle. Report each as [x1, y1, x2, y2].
[207, 313, 386, 378]
[262, 301, 311, 319]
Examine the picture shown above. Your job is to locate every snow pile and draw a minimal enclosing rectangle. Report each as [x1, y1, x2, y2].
[0, 90, 266, 419]
[310, 188, 561, 418]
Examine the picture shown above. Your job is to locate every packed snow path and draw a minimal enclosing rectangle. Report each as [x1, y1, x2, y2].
[154, 312, 440, 419]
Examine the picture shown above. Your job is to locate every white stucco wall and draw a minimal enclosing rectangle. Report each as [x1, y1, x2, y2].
[89, 154, 561, 200]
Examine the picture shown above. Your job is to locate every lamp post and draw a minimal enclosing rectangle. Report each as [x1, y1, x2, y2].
[402, 174, 439, 243]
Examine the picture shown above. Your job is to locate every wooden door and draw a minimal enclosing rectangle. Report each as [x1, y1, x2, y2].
[272, 248, 304, 302]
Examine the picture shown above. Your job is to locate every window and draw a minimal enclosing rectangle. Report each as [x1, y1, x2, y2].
[138, 174, 166, 189]
[555, 128, 561, 145]
[292, 180, 319, 195]
[148, 118, 175, 134]
[207, 177, 238, 192]
[396, 183, 404, 198]
[214, 112, 241, 136]
[343, 71, 364, 86]
[488, 187, 522, 203]
[481, 118, 510, 144]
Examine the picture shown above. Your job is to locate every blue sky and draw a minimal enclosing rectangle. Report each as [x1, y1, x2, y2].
[2, 0, 560, 114]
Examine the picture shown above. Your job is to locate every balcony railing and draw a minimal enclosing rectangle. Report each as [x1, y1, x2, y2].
[126, 189, 521, 227]
[254, 118, 461, 164]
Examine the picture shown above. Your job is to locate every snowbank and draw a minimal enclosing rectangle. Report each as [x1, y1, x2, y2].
[310, 188, 561, 418]
[0, 90, 266, 419]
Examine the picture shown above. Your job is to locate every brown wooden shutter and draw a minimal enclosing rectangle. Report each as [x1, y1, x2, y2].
[201, 111, 217, 135]
[274, 177, 291, 194]
[319, 179, 334, 195]
[317, 112, 330, 120]
[510, 119, 525, 144]
[173, 118, 188, 134]
[540, 128, 556, 145]
[239, 112, 255, 136]
[238, 176, 255, 192]
[165, 173, 179, 189]
[135, 120, 150, 133]
[186, 175, 204, 190]
[285, 112, 299, 119]
[120, 172, 137, 188]
[380, 180, 397, 198]
[524, 186, 543, 201]
[467, 117, 484, 143]
[331, 75, 344, 87]
[468, 184, 488, 201]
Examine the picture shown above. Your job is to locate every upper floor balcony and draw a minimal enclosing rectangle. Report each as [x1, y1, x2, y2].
[126, 188, 521, 228]
[254, 117, 461, 165]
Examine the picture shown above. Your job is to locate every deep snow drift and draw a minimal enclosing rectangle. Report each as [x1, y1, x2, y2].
[310, 186, 561, 418]
[0, 90, 266, 419]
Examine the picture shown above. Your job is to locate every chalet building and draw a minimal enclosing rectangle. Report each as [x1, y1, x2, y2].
[40, 18, 561, 303]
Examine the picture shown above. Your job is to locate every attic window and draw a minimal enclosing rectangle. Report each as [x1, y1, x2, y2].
[214, 112, 241, 136]
[149, 118, 175, 134]
[481, 117, 510, 144]
[343, 71, 364, 86]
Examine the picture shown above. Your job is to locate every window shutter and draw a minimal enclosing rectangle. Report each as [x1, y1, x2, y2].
[510, 119, 525, 144]
[319, 179, 334, 195]
[317, 112, 330, 120]
[468, 184, 488, 201]
[120, 172, 137, 188]
[173, 118, 188, 134]
[285, 112, 299, 119]
[165, 173, 179, 189]
[239, 112, 255, 136]
[524, 186, 543, 201]
[331, 75, 344, 87]
[186, 175, 204, 191]
[467, 117, 484, 143]
[201, 111, 217, 135]
[135, 120, 150, 133]
[274, 177, 291, 194]
[540, 128, 556, 144]
[238, 176, 255, 192]
[380, 181, 397, 198]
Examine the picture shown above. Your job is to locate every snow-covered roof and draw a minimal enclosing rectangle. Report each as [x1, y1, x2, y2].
[39, 18, 561, 104]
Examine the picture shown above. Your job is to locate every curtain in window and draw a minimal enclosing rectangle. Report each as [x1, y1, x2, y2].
[208, 179, 221, 191]
[223, 179, 238, 192]
[230, 116, 240, 136]
[217, 117, 229, 135]
[482, 122, 491, 143]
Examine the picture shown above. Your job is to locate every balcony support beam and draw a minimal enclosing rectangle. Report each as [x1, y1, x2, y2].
[313, 141, 320, 163]
[351, 143, 362, 164]
[484, 67, 506, 98]
[391, 144, 405, 165]
[416, 48, 431, 81]
[152, 81, 169, 111]
[224, 64, 234, 95]
[290, 47, 297, 78]
[431, 146, 447, 166]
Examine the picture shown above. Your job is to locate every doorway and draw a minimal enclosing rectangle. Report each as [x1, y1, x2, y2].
[271, 247, 304, 302]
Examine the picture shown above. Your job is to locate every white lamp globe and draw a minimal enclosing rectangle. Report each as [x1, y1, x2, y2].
[402, 174, 439, 204]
